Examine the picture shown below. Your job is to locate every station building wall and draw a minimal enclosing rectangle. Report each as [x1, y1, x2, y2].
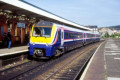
[0, 17, 32, 45]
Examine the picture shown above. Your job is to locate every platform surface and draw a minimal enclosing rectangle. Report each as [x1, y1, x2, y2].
[80, 39, 120, 80]
[0, 46, 28, 56]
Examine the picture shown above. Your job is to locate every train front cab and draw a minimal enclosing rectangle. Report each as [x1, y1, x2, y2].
[29, 22, 60, 59]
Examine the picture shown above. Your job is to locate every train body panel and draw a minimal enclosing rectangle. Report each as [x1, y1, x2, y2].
[29, 21, 100, 58]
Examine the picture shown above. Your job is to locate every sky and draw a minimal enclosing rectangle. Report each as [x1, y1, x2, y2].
[24, 0, 120, 27]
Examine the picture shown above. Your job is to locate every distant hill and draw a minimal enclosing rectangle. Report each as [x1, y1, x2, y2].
[106, 25, 120, 30]
[98, 25, 120, 36]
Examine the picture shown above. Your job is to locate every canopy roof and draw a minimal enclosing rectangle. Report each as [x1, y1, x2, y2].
[0, 0, 92, 31]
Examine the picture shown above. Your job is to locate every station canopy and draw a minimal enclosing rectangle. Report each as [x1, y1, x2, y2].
[0, 0, 92, 31]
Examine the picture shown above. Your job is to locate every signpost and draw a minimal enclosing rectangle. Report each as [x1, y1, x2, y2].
[17, 23, 25, 28]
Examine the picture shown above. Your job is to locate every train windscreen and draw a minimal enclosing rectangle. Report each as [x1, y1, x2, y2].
[32, 27, 52, 37]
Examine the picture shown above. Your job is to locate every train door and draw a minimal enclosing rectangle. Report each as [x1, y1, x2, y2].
[61, 29, 64, 46]
[84, 33, 86, 43]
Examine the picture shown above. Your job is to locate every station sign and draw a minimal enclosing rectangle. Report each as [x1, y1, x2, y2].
[17, 23, 25, 28]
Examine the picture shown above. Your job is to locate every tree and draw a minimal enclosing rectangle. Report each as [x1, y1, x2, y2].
[104, 32, 109, 38]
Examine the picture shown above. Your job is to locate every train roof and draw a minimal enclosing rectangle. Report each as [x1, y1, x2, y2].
[34, 21, 100, 35]
[35, 21, 53, 27]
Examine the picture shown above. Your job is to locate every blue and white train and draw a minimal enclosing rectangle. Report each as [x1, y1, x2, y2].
[29, 21, 100, 58]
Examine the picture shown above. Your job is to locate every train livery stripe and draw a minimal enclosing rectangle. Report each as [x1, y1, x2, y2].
[52, 27, 62, 45]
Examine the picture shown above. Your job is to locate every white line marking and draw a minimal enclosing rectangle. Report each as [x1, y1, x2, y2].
[0, 50, 28, 56]
[105, 51, 120, 52]
[80, 42, 104, 80]
[114, 58, 120, 60]
[108, 77, 120, 80]
[105, 47, 111, 48]
[105, 53, 120, 55]
[112, 49, 120, 50]
[105, 54, 116, 55]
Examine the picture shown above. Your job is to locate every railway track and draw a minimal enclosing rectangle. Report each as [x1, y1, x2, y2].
[0, 41, 103, 80]
[35, 42, 102, 80]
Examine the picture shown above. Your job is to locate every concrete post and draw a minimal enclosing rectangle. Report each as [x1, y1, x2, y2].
[0, 59, 2, 68]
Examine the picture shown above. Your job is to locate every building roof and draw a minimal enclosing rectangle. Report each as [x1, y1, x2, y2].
[0, 0, 91, 31]
[86, 25, 98, 29]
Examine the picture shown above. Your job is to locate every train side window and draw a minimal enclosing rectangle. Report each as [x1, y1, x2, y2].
[86, 33, 88, 38]
[90, 34, 92, 38]
[68, 33, 70, 38]
[78, 34, 79, 38]
[58, 31, 61, 42]
[76, 34, 78, 38]
[90, 34, 91, 37]
[75, 33, 78, 38]
[87, 34, 90, 38]
[69, 33, 72, 39]
[92, 34, 94, 37]
[65, 32, 69, 39]
[80, 34, 82, 38]
[82, 33, 83, 38]
[78, 33, 82, 38]
[71, 33, 73, 38]
[72, 33, 74, 38]
[76, 33, 78, 38]
[65, 32, 67, 39]
[61, 32, 63, 39]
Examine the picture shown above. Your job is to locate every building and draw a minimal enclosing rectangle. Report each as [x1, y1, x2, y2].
[86, 25, 98, 32]
[0, 10, 33, 44]
[99, 28, 114, 36]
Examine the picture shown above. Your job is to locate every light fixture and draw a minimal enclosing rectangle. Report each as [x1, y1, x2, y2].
[21, 14, 26, 16]
[4, 10, 12, 13]
[0, 9, 2, 11]
[33, 17, 36, 19]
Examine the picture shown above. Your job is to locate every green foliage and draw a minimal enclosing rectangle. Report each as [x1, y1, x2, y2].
[102, 32, 120, 39]
[104, 32, 110, 38]
[110, 33, 120, 39]
[102, 32, 110, 38]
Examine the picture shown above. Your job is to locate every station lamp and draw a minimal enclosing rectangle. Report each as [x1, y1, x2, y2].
[4, 10, 12, 13]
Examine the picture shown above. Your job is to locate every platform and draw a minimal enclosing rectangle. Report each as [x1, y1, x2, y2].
[0, 46, 29, 57]
[80, 39, 120, 80]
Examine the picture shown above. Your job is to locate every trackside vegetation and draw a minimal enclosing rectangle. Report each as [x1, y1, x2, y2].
[102, 32, 120, 39]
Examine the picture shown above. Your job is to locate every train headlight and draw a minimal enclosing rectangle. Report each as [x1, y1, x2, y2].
[30, 42, 35, 45]
[33, 42, 35, 45]
[34, 49, 44, 57]
[46, 43, 51, 46]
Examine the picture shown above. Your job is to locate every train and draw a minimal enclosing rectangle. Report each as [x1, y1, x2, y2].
[29, 21, 100, 59]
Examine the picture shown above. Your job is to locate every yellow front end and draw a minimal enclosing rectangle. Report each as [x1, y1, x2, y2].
[29, 21, 57, 58]
[30, 24, 56, 44]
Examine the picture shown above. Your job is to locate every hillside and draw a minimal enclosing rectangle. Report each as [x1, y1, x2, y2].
[107, 25, 120, 30]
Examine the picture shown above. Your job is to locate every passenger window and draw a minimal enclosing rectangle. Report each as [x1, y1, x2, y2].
[69, 33, 72, 39]
[61, 32, 63, 39]
[65, 32, 69, 39]
[58, 31, 61, 42]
